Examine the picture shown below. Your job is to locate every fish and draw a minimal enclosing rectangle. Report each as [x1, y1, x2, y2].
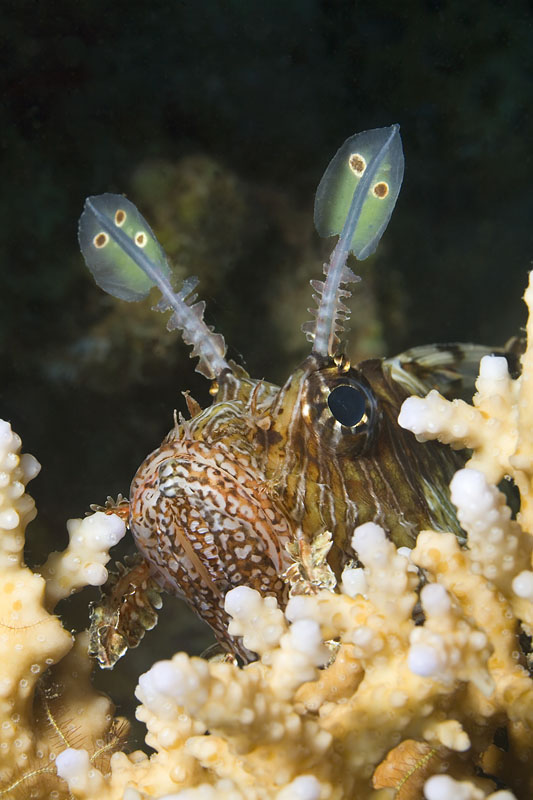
[79, 125, 482, 664]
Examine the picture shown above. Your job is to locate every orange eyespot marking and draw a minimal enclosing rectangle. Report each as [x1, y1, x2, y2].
[115, 209, 126, 226]
[348, 153, 366, 177]
[93, 232, 109, 249]
[135, 231, 147, 248]
[373, 181, 389, 199]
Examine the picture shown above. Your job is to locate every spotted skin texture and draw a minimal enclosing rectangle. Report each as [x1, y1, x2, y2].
[130, 408, 291, 657]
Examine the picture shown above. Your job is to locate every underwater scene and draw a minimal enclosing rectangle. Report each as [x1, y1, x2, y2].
[1, 2, 533, 797]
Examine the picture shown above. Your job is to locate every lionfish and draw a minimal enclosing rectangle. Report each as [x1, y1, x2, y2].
[78, 125, 483, 664]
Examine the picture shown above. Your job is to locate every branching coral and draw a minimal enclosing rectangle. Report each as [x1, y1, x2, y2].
[54, 516, 533, 799]
[398, 273, 533, 532]
[0, 421, 128, 798]
[4, 271, 533, 798]
[398, 272, 533, 636]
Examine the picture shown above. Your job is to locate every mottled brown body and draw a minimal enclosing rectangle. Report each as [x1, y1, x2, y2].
[129, 384, 293, 655]
[129, 353, 464, 652]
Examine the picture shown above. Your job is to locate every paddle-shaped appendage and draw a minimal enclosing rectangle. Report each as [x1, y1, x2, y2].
[314, 124, 404, 260]
[79, 194, 230, 379]
[304, 124, 404, 357]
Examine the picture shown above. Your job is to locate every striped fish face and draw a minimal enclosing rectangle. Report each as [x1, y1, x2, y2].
[260, 354, 463, 574]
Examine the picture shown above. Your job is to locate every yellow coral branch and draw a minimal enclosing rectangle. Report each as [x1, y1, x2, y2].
[510, 271, 533, 532]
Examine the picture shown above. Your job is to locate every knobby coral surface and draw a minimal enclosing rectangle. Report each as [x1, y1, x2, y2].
[0, 422, 129, 798]
[3, 274, 533, 799]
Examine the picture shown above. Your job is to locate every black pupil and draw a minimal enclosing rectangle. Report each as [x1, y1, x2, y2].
[327, 384, 366, 427]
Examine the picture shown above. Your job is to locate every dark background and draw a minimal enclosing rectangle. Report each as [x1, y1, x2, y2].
[1, 0, 532, 742]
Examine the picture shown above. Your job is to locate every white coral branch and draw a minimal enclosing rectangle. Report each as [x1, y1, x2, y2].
[450, 468, 532, 594]
[40, 511, 126, 610]
[398, 355, 519, 485]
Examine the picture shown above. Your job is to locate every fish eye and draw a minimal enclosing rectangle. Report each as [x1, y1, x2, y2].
[327, 384, 368, 427]
[303, 366, 380, 455]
